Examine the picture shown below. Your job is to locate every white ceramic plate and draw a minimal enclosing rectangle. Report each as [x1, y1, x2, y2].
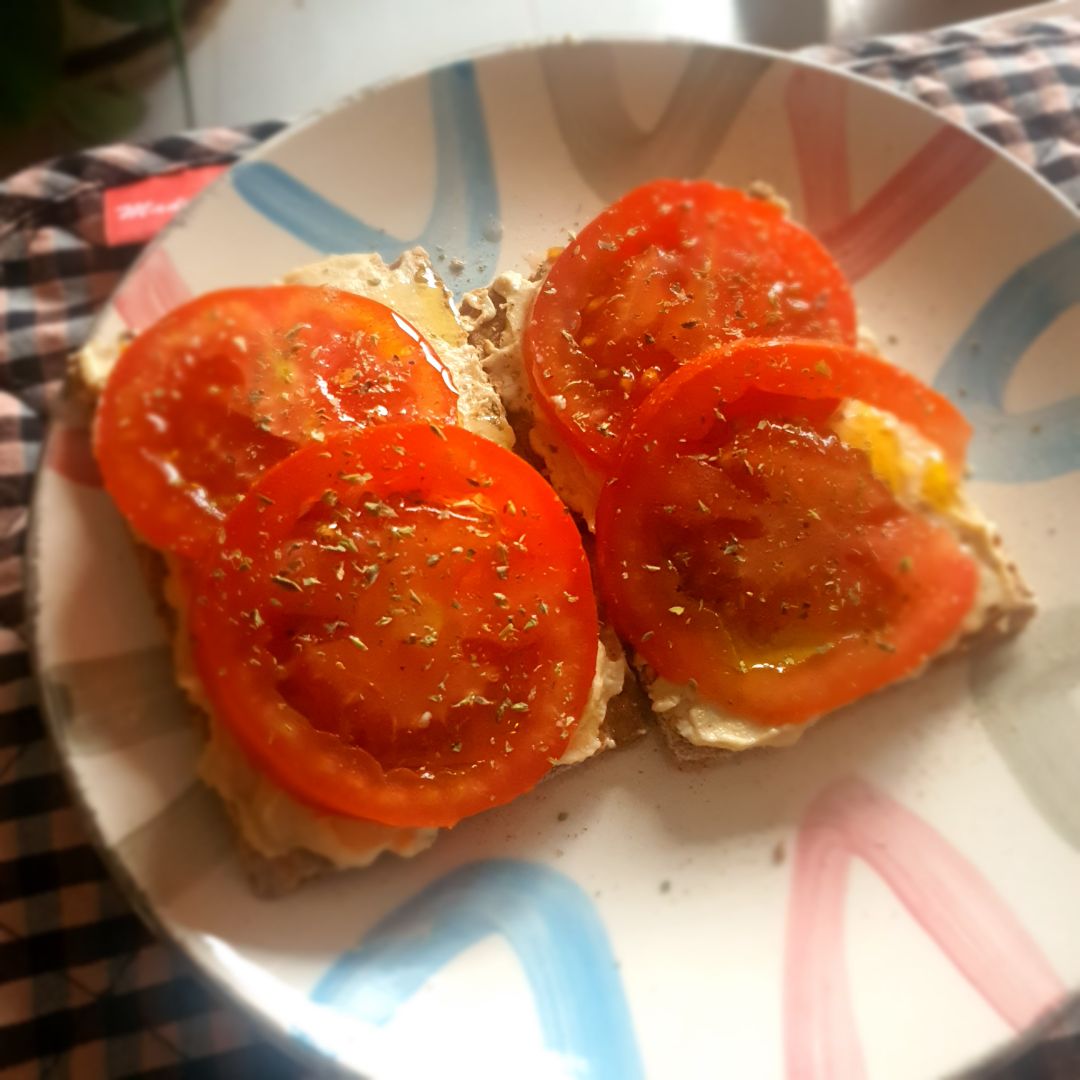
[30, 39, 1080, 1080]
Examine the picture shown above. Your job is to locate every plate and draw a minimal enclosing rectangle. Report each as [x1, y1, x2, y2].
[29, 38, 1080, 1080]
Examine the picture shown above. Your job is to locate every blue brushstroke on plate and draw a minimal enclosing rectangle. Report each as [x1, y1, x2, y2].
[230, 62, 500, 293]
[309, 859, 643, 1079]
[935, 233, 1080, 482]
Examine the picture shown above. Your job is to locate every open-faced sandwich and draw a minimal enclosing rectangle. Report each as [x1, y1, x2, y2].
[463, 179, 1034, 761]
[82, 178, 1033, 892]
[83, 250, 634, 894]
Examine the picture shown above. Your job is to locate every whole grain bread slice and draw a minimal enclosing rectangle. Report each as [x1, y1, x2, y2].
[460, 257, 1037, 768]
[75, 249, 646, 894]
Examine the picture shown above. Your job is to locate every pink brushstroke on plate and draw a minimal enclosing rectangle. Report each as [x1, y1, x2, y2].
[786, 68, 850, 233]
[44, 424, 101, 487]
[113, 247, 191, 331]
[786, 69, 993, 282]
[45, 248, 189, 485]
[783, 776, 1065, 1080]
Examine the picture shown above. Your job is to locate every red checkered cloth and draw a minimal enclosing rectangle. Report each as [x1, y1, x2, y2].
[1, 18, 1077, 1079]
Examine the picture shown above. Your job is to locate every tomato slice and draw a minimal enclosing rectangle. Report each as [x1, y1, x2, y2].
[188, 423, 599, 829]
[595, 341, 979, 726]
[523, 180, 857, 474]
[94, 286, 458, 557]
[646, 338, 973, 471]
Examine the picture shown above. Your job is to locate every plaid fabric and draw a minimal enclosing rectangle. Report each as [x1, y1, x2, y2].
[805, 16, 1080, 205]
[0, 123, 300, 1078]
[0, 18, 1077, 1078]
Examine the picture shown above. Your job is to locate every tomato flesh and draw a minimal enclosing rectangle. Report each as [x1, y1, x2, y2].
[189, 424, 599, 829]
[595, 341, 979, 725]
[524, 180, 857, 474]
[641, 338, 972, 471]
[94, 286, 458, 557]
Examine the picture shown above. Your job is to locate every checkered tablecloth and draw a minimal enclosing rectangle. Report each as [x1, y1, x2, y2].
[1, 19, 1077, 1079]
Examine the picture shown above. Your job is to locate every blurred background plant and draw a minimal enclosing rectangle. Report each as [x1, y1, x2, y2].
[0, 0, 1055, 176]
[0, 0, 215, 170]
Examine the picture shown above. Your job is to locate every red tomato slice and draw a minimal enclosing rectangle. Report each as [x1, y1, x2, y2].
[94, 286, 458, 557]
[653, 338, 973, 470]
[523, 179, 857, 474]
[595, 342, 978, 725]
[188, 423, 599, 829]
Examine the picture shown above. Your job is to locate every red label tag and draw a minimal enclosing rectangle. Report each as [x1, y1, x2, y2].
[103, 165, 227, 246]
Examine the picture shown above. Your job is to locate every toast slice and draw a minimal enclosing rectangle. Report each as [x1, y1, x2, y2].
[461, 261, 1036, 766]
[78, 248, 644, 894]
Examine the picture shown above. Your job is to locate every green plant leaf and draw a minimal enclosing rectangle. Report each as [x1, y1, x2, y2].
[74, 0, 171, 27]
[0, 0, 64, 127]
[54, 79, 145, 142]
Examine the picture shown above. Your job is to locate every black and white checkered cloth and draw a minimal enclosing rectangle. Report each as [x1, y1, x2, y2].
[0, 19, 1077, 1079]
